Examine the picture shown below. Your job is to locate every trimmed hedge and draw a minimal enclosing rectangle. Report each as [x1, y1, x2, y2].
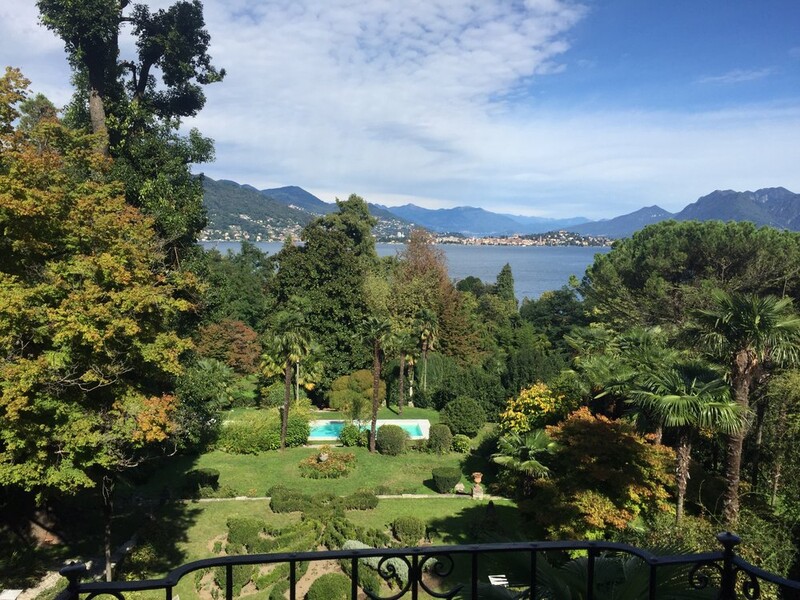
[376, 424, 408, 455]
[392, 516, 425, 544]
[440, 396, 486, 437]
[307, 572, 351, 600]
[340, 490, 379, 510]
[217, 413, 309, 454]
[426, 424, 452, 454]
[339, 423, 368, 447]
[431, 467, 461, 493]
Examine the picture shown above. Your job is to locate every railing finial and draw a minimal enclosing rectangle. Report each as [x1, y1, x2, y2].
[58, 562, 88, 600]
[717, 531, 742, 599]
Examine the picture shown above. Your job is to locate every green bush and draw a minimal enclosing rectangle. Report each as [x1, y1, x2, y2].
[432, 467, 461, 493]
[268, 486, 312, 513]
[339, 423, 368, 447]
[307, 572, 350, 600]
[268, 580, 289, 600]
[213, 564, 254, 597]
[426, 424, 452, 454]
[216, 412, 308, 453]
[340, 490, 379, 510]
[392, 516, 425, 544]
[452, 434, 471, 453]
[440, 396, 486, 437]
[227, 517, 264, 549]
[376, 424, 408, 455]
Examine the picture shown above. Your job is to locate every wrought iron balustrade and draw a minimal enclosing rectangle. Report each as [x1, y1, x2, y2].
[57, 532, 800, 600]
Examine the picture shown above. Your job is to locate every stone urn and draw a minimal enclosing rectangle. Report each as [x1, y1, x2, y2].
[472, 472, 483, 484]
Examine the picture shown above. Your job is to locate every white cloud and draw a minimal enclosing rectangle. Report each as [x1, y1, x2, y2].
[3, 1, 800, 220]
[697, 67, 776, 84]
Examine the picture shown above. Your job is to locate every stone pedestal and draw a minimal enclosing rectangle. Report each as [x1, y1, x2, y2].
[471, 483, 484, 499]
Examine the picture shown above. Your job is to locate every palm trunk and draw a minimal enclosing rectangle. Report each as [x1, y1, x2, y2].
[770, 399, 789, 507]
[398, 353, 406, 416]
[370, 339, 381, 453]
[675, 430, 691, 523]
[281, 360, 292, 450]
[653, 424, 663, 445]
[750, 401, 767, 489]
[422, 344, 428, 393]
[723, 350, 754, 526]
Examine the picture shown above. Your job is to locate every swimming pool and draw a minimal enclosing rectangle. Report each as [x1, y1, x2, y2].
[309, 419, 430, 441]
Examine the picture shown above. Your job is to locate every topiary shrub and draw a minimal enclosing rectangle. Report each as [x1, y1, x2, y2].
[227, 517, 264, 549]
[426, 424, 452, 454]
[431, 467, 461, 493]
[339, 423, 368, 447]
[392, 516, 425, 545]
[340, 490, 379, 510]
[440, 396, 486, 437]
[307, 572, 350, 600]
[452, 434, 471, 453]
[376, 424, 408, 455]
[268, 486, 312, 513]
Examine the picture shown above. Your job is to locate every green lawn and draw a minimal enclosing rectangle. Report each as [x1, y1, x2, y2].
[141, 446, 475, 498]
[221, 405, 441, 423]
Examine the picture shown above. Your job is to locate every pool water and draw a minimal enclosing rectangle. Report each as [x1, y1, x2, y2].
[309, 420, 426, 440]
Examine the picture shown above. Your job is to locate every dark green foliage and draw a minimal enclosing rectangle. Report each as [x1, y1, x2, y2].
[427, 424, 453, 454]
[268, 486, 313, 513]
[376, 425, 408, 455]
[213, 564, 253, 597]
[339, 423, 369, 447]
[456, 275, 490, 298]
[183, 468, 219, 496]
[340, 490, 379, 510]
[432, 467, 462, 493]
[268, 580, 289, 600]
[285, 415, 310, 447]
[440, 397, 487, 437]
[307, 572, 351, 600]
[392, 516, 425, 544]
[495, 263, 516, 304]
[226, 517, 264, 548]
[520, 286, 587, 350]
[452, 434, 471, 453]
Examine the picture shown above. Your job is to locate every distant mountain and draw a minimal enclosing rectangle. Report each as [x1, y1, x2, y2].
[203, 177, 800, 242]
[569, 205, 674, 238]
[674, 187, 800, 229]
[201, 178, 414, 241]
[384, 205, 544, 236]
[259, 185, 337, 215]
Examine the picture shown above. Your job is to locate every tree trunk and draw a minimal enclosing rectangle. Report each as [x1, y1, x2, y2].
[675, 429, 692, 523]
[398, 353, 406, 416]
[370, 339, 381, 453]
[281, 360, 292, 450]
[750, 400, 767, 489]
[408, 360, 415, 406]
[723, 350, 755, 527]
[770, 399, 789, 507]
[653, 424, 663, 446]
[422, 344, 428, 393]
[102, 475, 115, 581]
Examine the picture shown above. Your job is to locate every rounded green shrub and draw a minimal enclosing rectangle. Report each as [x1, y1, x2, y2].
[284, 414, 310, 447]
[451, 434, 471, 453]
[392, 516, 425, 544]
[341, 490, 379, 510]
[440, 396, 486, 437]
[307, 572, 350, 600]
[431, 467, 462, 493]
[376, 424, 408, 456]
[339, 423, 365, 447]
[426, 423, 452, 454]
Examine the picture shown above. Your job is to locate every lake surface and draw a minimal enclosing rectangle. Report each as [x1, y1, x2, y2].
[201, 242, 610, 300]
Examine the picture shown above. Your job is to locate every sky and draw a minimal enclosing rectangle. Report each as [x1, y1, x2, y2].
[1, 0, 799, 220]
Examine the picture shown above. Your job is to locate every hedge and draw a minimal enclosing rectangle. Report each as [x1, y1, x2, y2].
[431, 467, 462, 493]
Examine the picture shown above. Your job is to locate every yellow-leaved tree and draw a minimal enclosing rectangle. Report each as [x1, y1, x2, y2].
[0, 68, 196, 579]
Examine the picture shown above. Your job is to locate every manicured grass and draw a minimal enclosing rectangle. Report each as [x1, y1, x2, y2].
[311, 406, 441, 423]
[193, 447, 467, 496]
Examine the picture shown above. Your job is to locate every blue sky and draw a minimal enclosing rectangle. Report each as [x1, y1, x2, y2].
[1, 0, 799, 219]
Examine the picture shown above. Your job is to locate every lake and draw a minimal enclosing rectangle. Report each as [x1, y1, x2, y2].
[201, 242, 610, 300]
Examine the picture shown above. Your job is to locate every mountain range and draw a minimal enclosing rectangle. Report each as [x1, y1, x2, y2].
[200, 177, 800, 241]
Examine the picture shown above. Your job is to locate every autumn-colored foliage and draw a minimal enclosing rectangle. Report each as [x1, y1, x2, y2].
[196, 319, 262, 374]
[526, 408, 674, 539]
[0, 71, 195, 493]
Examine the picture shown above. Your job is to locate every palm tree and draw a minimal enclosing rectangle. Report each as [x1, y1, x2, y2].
[267, 307, 313, 450]
[415, 308, 438, 393]
[363, 315, 392, 452]
[631, 361, 742, 522]
[690, 290, 800, 525]
[385, 327, 416, 415]
[491, 430, 557, 482]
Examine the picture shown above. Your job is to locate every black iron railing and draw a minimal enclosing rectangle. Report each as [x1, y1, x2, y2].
[57, 532, 800, 600]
